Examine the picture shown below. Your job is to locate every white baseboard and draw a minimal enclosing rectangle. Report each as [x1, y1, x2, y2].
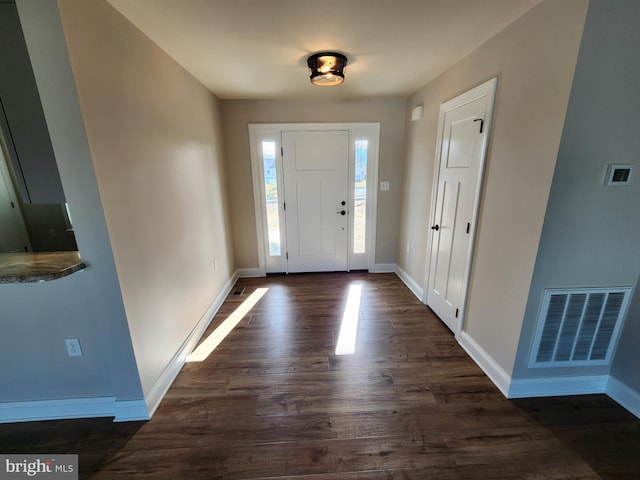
[236, 267, 265, 278]
[451, 332, 611, 401]
[144, 271, 239, 418]
[394, 264, 424, 301]
[0, 397, 112, 423]
[456, 330, 636, 417]
[0, 397, 151, 424]
[113, 400, 150, 422]
[606, 375, 640, 419]
[508, 375, 608, 398]
[0, 397, 115, 423]
[458, 330, 609, 400]
[457, 331, 512, 397]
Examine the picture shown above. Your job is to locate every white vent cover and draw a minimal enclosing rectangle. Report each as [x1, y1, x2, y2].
[530, 288, 631, 368]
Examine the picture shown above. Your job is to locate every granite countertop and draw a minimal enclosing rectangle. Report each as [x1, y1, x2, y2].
[0, 251, 85, 283]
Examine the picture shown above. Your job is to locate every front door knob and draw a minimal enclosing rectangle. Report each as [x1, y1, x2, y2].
[431, 225, 440, 231]
[337, 210, 346, 216]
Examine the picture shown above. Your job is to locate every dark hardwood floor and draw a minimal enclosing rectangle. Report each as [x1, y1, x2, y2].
[2, 272, 639, 479]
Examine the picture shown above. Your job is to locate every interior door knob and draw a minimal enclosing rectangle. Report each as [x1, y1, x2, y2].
[337, 210, 346, 215]
[431, 225, 440, 231]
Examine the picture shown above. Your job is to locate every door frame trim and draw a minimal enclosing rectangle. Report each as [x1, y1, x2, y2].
[248, 123, 380, 274]
[423, 77, 497, 336]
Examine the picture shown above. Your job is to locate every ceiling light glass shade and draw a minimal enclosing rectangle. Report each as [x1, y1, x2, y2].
[307, 52, 347, 86]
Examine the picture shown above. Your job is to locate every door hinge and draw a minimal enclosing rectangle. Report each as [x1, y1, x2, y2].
[283, 202, 286, 211]
[10, 201, 15, 208]
[455, 308, 459, 318]
[281, 147, 284, 156]
[474, 118, 484, 133]
[286, 252, 288, 260]
[466, 222, 470, 234]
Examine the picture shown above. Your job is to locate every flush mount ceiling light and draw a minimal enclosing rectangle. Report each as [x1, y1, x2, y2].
[307, 52, 347, 87]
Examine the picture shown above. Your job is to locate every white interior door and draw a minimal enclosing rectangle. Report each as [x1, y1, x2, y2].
[426, 79, 496, 334]
[0, 147, 30, 253]
[282, 130, 349, 272]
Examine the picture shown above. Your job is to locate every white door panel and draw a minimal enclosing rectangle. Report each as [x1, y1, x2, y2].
[283, 130, 349, 272]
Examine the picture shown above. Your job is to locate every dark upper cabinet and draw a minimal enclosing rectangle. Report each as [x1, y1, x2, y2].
[0, 2, 65, 204]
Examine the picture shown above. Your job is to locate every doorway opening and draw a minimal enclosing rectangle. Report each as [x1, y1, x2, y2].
[0, 136, 31, 253]
[249, 123, 380, 274]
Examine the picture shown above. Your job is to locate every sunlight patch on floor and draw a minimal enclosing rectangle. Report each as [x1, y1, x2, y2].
[187, 287, 269, 362]
[335, 283, 363, 355]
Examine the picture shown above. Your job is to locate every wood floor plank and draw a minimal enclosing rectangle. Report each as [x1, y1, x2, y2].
[181, 354, 330, 376]
[97, 412, 337, 453]
[225, 437, 455, 479]
[82, 446, 232, 479]
[155, 393, 259, 420]
[1, 272, 639, 479]
[228, 369, 396, 394]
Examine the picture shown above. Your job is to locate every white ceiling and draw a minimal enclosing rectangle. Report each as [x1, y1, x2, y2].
[105, 0, 542, 100]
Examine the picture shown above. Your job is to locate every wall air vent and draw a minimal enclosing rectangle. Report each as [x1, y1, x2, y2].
[529, 288, 631, 368]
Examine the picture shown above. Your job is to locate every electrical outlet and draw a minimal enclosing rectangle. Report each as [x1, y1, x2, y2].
[65, 338, 83, 357]
[406, 243, 411, 254]
[49, 228, 57, 237]
[380, 181, 390, 191]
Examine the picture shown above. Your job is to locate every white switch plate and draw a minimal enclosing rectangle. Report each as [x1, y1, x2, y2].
[65, 338, 83, 357]
[380, 181, 390, 191]
[605, 164, 632, 186]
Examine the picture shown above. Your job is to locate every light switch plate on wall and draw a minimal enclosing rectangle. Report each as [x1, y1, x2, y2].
[605, 164, 632, 186]
[65, 338, 83, 357]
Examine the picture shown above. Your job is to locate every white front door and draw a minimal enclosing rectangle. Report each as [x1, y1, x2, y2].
[282, 130, 349, 272]
[426, 79, 496, 334]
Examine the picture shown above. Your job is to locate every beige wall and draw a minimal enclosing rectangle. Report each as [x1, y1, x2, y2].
[221, 98, 407, 269]
[0, 0, 144, 406]
[58, 0, 235, 396]
[398, 0, 588, 374]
